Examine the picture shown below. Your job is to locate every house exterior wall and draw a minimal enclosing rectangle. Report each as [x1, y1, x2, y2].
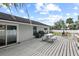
[18, 24, 34, 42]
[0, 19, 50, 43]
[0, 20, 34, 43]
[0, 21, 19, 45]
[18, 25, 49, 42]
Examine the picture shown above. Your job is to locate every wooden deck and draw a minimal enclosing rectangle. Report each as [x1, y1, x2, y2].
[32, 36, 79, 56]
[0, 36, 79, 56]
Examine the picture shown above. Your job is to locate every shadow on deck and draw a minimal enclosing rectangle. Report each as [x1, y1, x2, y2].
[0, 36, 79, 56]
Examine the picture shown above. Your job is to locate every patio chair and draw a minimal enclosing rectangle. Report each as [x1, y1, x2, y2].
[42, 33, 57, 43]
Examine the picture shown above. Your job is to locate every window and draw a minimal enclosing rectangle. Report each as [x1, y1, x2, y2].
[0, 25, 17, 47]
[7, 25, 17, 44]
[33, 26, 37, 35]
[0, 25, 6, 46]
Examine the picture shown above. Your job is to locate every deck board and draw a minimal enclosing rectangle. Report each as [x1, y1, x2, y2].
[51, 38, 63, 56]
[32, 36, 79, 56]
[72, 40, 78, 56]
[59, 41, 65, 56]
[43, 41, 57, 56]
[73, 40, 79, 56]
[69, 40, 74, 56]
[47, 40, 60, 56]
[66, 39, 70, 56]
[63, 40, 67, 56]
[0, 36, 79, 56]
[55, 39, 63, 56]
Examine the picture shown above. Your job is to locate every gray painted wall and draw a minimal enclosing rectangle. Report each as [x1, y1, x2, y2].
[18, 24, 34, 42]
[0, 20, 49, 43]
[18, 25, 49, 42]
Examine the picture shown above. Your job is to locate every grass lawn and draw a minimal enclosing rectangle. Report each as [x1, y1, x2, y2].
[52, 32, 62, 36]
[52, 32, 71, 36]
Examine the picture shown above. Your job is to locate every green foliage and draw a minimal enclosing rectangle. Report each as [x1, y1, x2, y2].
[75, 21, 79, 29]
[66, 18, 73, 24]
[53, 19, 66, 30]
[0, 3, 30, 21]
[52, 32, 62, 36]
[0, 3, 28, 14]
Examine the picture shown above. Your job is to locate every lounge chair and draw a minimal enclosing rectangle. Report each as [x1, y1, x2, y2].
[42, 33, 57, 43]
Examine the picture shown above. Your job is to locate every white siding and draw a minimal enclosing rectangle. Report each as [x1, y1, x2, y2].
[0, 20, 50, 43]
[18, 25, 49, 42]
[18, 24, 33, 42]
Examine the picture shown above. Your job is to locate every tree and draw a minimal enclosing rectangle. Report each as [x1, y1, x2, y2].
[0, 3, 24, 13]
[66, 18, 74, 29]
[76, 15, 79, 29]
[59, 20, 66, 30]
[75, 21, 79, 29]
[53, 19, 66, 30]
[66, 18, 73, 24]
[54, 21, 61, 30]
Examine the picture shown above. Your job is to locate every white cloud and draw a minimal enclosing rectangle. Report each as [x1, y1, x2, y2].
[35, 3, 62, 13]
[66, 16, 72, 19]
[65, 13, 74, 19]
[39, 11, 48, 14]
[46, 4, 61, 12]
[66, 13, 70, 16]
[74, 6, 78, 10]
[31, 14, 63, 25]
[23, 16, 28, 18]
[19, 9, 24, 13]
[36, 3, 44, 7]
[37, 15, 63, 20]
[36, 15, 63, 25]
[47, 15, 63, 21]
[73, 12, 78, 16]
[35, 3, 44, 12]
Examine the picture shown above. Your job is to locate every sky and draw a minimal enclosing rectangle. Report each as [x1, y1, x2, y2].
[0, 3, 79, 26]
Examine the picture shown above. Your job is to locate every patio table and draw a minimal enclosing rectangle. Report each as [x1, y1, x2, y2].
[42, 33, 56, 42]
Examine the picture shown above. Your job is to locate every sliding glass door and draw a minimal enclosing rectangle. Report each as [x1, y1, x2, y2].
[7, 25, 17, 45]
[0, 25, 17, 47]
[33, 26, 37, 35]
[0, 25, 6, 46]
